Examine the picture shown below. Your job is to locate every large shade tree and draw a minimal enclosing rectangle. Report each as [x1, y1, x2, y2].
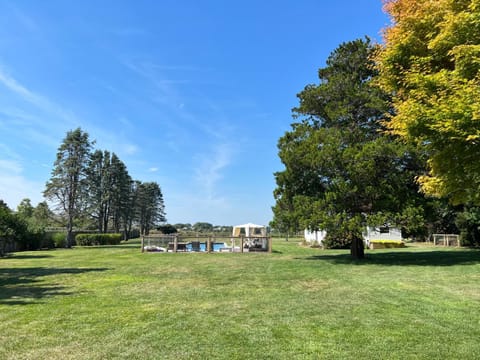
[377, 0, 480, 205]
[273, 38, 426, 258]
[44, 128, 93, 247]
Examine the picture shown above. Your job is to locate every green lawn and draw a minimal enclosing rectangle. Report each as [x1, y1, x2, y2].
[1, 239, 480, 359]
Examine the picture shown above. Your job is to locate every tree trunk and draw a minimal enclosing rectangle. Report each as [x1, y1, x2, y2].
[350, 236, 365, 259]
[98, 213, 103, 234]
[0, 238, 5, 257]
[66, 215, 74, 248]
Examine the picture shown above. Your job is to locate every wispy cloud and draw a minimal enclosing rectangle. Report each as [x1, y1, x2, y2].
[6, 2, 40, 33]
[122, 57, 240, 209]
[118, 116, 133, 128]
[0, 159, 44, 208]
[194, 142, 233, 200]
[0, 106, 61, 149]
[122, 59, 188, 101]
[0, 159, 22, 173]
[0, 143, 21, 160]
[124, 144, 139, 155]
[0, 64, 142, 157]
[0, 63, 145, 210]
[0, 66, 78, 129]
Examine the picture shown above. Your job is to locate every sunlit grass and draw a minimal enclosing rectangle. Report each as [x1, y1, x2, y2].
[1, 240, 480, 359]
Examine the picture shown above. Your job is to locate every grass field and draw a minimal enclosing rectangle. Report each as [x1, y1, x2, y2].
[1, 239, 480, 359]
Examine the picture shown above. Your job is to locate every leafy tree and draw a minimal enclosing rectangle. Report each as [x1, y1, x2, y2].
[192, 222, 214, 233]
[44, 128, 93, 247]
[9, 199, 56, 250]
[455, 205, 480, 246]
[17, 198, 34, 219]
[377, 0, 480, 205]
[0, 200, 11, 256]
[174, 223, 192, 231]
[214, 225, 233, 234]
[271, 178, 302, 237]
[273, 38, 426, 258]
[16, 198, 45, 233]
[0, 200, 9, 210]
[32, 201, 55, 230]
[0, 201, 28, 256]
[157, 224, 177, 234]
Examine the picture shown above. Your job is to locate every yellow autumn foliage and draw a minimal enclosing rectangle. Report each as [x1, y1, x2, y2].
[377, 0, 480, 204]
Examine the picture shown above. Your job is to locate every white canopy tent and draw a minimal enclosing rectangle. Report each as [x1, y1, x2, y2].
[232, 223, 266, 237]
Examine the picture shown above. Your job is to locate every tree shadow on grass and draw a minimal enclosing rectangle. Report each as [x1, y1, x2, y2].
[86, 244, 140, 249]
[5, 254, 54, 260]
[0, 267, 109, 305]
[298, 249, 480, 267]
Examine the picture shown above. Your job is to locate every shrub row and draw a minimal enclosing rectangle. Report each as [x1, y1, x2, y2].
[75, 233, 122, 246]
[369, 240, 406, 249]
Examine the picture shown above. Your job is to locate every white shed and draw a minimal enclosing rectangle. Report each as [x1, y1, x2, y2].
[363, 226, 403, 244]
[304, 226, 403, 246]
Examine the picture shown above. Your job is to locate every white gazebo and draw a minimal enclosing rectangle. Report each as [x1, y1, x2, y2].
[231, 223, 271, 252]
[232, 223, 267, 237]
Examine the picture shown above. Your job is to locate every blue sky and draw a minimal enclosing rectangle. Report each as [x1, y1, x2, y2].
[0, 0, 389, 226]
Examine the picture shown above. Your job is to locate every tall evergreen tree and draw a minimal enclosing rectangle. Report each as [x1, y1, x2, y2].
[86, 149, 112, 233]
[135, 181, 166, 235]
[85, 151, 133, 234]
[44, 128, 93, 247]
[273, 38, 425, 258]
[109, 153, 132, 233]
[123, 180, 141, 239]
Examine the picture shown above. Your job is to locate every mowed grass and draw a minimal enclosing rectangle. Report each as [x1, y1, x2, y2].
[1, 240, 480, 359]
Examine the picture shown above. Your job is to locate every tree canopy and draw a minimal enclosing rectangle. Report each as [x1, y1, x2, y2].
[44, 128, 167, 242]
[377, 0, 480, 205]
[136, 181, 166, 235]
[272, 38, 426, 257]
[44, 128, 93, 247]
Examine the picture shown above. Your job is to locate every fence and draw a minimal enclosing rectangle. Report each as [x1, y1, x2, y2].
[141, 234, 272, 253]
[432, 234, 460, 247]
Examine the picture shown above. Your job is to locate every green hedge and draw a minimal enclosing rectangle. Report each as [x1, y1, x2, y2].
[75, 233, 122, 246]
[369, 240, 406, 249]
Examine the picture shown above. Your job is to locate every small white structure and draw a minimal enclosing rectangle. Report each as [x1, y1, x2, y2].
[304, 226, 403, 246]
[364, 226, 402, 244]
[304, 229, 327, 245]
[232, 223, 266, 237]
